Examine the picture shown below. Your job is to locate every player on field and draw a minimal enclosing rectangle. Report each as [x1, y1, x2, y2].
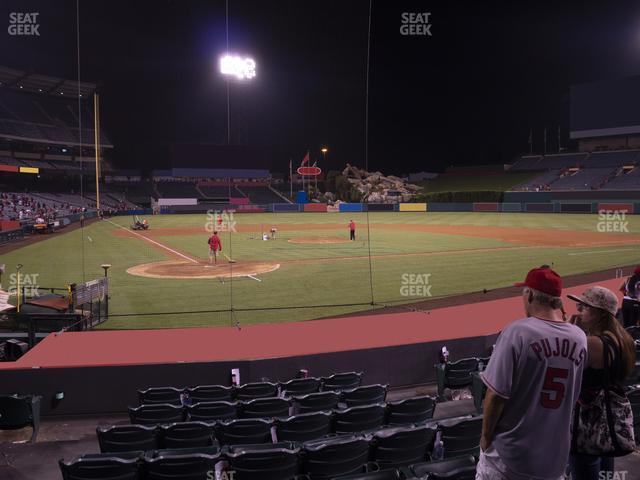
[348, 219, 356, 241]
[208, 231, 222, 265]
[476, 266, 587, 480]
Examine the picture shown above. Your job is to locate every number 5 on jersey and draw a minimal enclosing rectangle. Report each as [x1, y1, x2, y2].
[540, 367, 569, 409]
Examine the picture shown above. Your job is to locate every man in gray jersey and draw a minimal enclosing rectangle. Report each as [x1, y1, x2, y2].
[476, 266, 587, 480]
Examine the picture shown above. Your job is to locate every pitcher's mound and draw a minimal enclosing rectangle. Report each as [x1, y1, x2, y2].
[127, 260, 280, 279]
[288, 236, 349, 244]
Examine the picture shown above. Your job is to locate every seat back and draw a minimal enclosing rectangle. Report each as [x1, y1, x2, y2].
[371, 425, 437, 468]
[279, 377, 321, 396]
[275, 411, 332, 442]
[158, 421, 216, 449]
[341, 385, 387, 408]
[187, 385, 234, 403]
[240, 397, 291, 419]
[187, 401, 238, 422]
[321, 372, 363, 392]
[409, 455, 477, 480]
[138, 387, 184, 406]
[294, 391, 340, 414]
[330, 470, 401, 480]
[385, 395, 435, 425]
[227, 447, 301, 480]
[444, 359, 478, 388]
[59, 455, 140, 480]
[128, 404, 185, 426]
[0, 394, 33, 429]
[302, 435, 371, 479]
[333, 404, 386, 434]
[439, 416, 483, 457]
[97, 424, 157, 453]
[236, 382, 279, 401]
[143, 453, 220, 480]
[215, 418, 273, 445]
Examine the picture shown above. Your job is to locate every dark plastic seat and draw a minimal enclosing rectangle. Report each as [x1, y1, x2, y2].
[138, 387, 184, 406]
[143, 452, 220, 480]
[329, 469, 402, 480]
[333, 404, 386, 434]
[341, 385, 387, 408]
[370, 425, 437, 468]
[279, 377, 322, 396]
[97, 424, 158, 453]
[408, 455, 477, 480]
[438, 416, 483, 458]
[187, 401, 238, 422]
[158, 421, 216, 449]
[321, 372, 363, 392]
[240, 397, 292, 419]
[149, 446, 221, 458]
[59, 454, 141, 480]
[302, 434, 371, 479]
[274, 411, 333, 442]
[385, 395, 436, 425]
[186, 385, 234, 403]
[236, 382, 279, 401]
[128, 404, 185, 425]
[435, 358, 479, 396]
[227, 445, 301, 480]
[215, 418, 273, 445]
[471, 372, 486, 414]
[626, 326, 640, 341]
[294, 391, 340, 414]
[0, 394, 41, 443]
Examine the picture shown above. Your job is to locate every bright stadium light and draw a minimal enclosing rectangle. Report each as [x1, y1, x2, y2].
[219, 54, 256, 80]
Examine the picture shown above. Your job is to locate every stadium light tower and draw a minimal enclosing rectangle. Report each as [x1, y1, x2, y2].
[219, 54, 256, 145]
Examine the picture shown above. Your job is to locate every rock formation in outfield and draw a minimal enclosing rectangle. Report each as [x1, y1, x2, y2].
[340, 164, 422, 203]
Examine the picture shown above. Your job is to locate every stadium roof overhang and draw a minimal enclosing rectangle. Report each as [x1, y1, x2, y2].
[0, 66, 96, 98]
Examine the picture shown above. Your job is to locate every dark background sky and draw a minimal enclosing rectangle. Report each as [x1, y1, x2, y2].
[3, 0, 640, 174]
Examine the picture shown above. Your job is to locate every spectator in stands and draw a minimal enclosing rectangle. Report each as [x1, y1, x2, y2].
[477, 266, 587, 480]
[567, 286, 636, 479]
[619, 266, 640, 327]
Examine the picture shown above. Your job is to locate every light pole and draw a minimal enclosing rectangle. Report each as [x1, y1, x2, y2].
[101, 264, 111, 320]
[319, 147, 328, 195]
[219, 54, 256, 145]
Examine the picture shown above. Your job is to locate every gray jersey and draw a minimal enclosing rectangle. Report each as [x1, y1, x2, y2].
[481, 316, 587, 479]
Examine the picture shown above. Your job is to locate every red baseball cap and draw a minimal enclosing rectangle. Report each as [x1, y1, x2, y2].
[634, 265, 640, 274]
[514, 266, 562, 297]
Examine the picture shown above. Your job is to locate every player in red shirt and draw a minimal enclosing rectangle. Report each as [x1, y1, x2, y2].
[207, 231, 222, 264]
[348, 220, 356, 241]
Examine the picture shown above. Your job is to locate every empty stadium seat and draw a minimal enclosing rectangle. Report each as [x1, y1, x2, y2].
[157, 421, 216, 449]
[333, 404, 386, 434]
[143, 451, 220, 480]
[470, 373, 486, 414]
[236, 382, 279, 400]
[341, 385, 387, 408]
[321, 372, 363, 392]
[97, 424, 157, 453]
[147, 446, 220, 458]
[370, 424, 437, 469]
[59, 453, 141, 480]
[0, 394, 41, 443]
[138, 387, 184, 406]
[215, 418, 273, 445]
[128, 404, 185, 425]
[274, 411, 333, 442]
[302, 435, 371, 479]
[280, 377, 322, 396]
[385, 395, 436, 425]
[407, 455, 477, 480]
[435, 358, 479, 397]
[437, 416, 483, 458]
[187, 401, 238, 422]
[227, 445, 301, 480]
[187, 385, 234, 403]
[240, 397, 292, 419]
[294, 391, 341, 414]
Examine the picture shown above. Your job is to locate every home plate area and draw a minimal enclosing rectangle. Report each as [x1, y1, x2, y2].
[126, 260, 280, 279]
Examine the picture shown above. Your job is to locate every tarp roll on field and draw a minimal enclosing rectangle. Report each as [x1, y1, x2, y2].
[473, 202, 499, 212]
[303, 203, 328, 212]
[597, 203, 633, 214]
[338, 203, 364, 212]
[399, 203, 427, 212]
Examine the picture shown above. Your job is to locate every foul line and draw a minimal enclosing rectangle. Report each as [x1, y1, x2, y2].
[106, 219, 199, 264]
[569, 248, 637, 256]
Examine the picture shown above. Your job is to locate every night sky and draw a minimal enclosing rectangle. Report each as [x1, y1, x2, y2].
[3, 0, 640, 174]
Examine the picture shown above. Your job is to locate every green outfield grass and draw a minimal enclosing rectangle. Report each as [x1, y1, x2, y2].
[2, 212, 640, 329]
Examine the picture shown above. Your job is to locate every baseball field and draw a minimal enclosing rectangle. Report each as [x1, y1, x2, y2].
[2, 211, 640, 329]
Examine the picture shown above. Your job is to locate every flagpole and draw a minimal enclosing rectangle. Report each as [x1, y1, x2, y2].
[289, 158, 293, 198]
